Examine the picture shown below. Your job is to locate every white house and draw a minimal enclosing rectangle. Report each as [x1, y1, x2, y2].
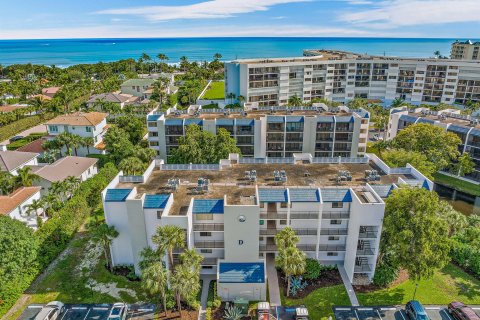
[46, 112, 109, 156]
[87, 93, 139, 111]
[0, 150, 39, 175]
[121, 79, 156, 99]
[0, 186, 42, 229]
[32, 156, 98, 194]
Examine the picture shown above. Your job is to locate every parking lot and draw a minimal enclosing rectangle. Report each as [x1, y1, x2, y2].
[18, 304, 155, 320]
[334, 306, 480, 320]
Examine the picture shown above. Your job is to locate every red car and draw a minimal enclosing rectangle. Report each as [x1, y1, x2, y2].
[448, 302, 480, 320]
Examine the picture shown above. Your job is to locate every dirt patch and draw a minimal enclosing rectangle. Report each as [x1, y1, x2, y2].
[353, 269, 410, 293]
[279, 268, 343, 299]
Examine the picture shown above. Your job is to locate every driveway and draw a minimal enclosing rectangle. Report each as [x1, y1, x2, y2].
[1, 123, 48, 145]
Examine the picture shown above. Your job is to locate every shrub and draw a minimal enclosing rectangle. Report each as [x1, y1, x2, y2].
[205, 308, 212, 320]
[304, 258, 322, 280]
[0, 114, 54, 142]
[372, 261, 399, 287]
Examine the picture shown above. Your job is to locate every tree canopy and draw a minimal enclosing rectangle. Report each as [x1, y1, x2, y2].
[382, 187, 451, 281]
[382, 149, 436, 179]
[169, 124, 240, 164]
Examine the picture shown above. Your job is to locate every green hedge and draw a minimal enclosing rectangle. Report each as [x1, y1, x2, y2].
[451, 240, 480, 277]
[0, 163, 118, 317]
[0, 114, 54, 142]
[7, 132, 47, 150]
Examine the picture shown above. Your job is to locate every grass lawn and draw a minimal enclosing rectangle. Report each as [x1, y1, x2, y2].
[357, 264, 480, 306]
[202, 81, 225, 100]
[281, 285, 351, 320]
[433, 172, 480, 197]
[8, 232, 150, 320]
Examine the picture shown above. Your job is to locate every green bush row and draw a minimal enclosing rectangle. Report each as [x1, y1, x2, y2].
[0, 114, 54, 142]
[6, 132, 47, 150]
[0, 164, 118, 317]
[451, 240, 480, 277]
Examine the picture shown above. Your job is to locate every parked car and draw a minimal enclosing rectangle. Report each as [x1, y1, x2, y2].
[34, 301, 65, 320]
[406, 300, 429, 320]
[108, 303, 128, 320]
[9, 135, 24, 143]
[448, 302, 480, 320]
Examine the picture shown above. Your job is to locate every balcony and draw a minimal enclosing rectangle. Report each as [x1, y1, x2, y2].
[359, 231, 378, 239]
[318, 245, 346, 251]
[195, 241, 224, 248]
[356, 248, 375, 256]
[260, 229, 279, 235]
[294, 229, 318, 236]
[201, 258, 218, 266]
[260, 244, 278, 251]
[354, 264, 373, 273]
[260, 212, 288, 219]
[322, 211, 350, 219]
[290, 212, 319, 219]
[193, 224, 224, 232]
[297, 244, 317, 251]
[320, 228, 348, 235]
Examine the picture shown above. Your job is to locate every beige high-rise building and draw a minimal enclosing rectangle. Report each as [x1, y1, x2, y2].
[451, 40, 480, 61]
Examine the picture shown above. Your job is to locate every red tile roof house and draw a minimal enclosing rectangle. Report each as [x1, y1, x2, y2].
[41, 86, 61, 98]
[0, 186, 43, 229]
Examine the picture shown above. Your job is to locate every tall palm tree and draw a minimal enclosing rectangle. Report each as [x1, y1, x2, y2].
[152, 225, 186, 270]
[287, 94, 302, 107]
[91, 223, 119, 272]
[25, 198, 44, 218]
[213, 53, 222, 61]
[157, 54, 169, 73]
[275, 246, 306, 297]
[44, 193, 62, 216]
[142, 262, 169, 317]
[15, 167, 40, 188]
[179, 248, 203, 273]
[170, 263, 200, 314]
[70, 134, 83, 156]
[237, 95, 245, 106]
[56, 132, 74, 156]
[391, 98, 404, 108]
[64, 176, 81, 196]
[82, 137, 94, 155]
[274, 227, 299, 251]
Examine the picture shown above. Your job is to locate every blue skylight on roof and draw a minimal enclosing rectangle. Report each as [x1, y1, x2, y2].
[147, 114, 162, 121]
[470, 128, 480, 137]
[285, 116, 304, 123]
[258, 189, 288, 203]
[267, 116, 285, 123]
[417, 118, 435, 124]
[320, 188, 352, 202]
[370, 184, 396, 198]
[216, 119, 234, 126]
[422, 179, 430, 191]
[289, 188, 321, 202]
[317, 115, 335, 123]
[192, 199, 224, 214]
[144, 194, 170, 209]
[399, 115, 419, 123]
[236, 119, 254, 126]
[165, 119, 183, 126]
[184, 118, 203, 126]
[105, 189, 132, 202]
[219, 262, 265, 283]
[335, 116, 354, 123]
[447, 125, 470, 134]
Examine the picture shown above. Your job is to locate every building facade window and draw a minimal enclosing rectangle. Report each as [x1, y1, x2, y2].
[86, 126, 92, 133]
[330, 220, 342, 225]
[199, 232, 212, 237]
[332, 202, 344, 208]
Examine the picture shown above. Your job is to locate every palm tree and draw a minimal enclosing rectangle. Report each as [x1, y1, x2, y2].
[434, 50, 441, 58]
[391, 98, 404, 108]
[118, 157, 144, 176]
[64, 176, 81, 196]
[142, 262, 169, 317]
[288, 94, 302, 107]
[152, 225, 186, 270]
[82, 137, 94, 155]
[15, 167, 40, 188]
[0, 172, 14, 195]
[226, 92, 236, 105]
[179, 248, 203, 273]
[91, 223, 119, 272]
[157, 54, 169, 73]
[56, 86, 75, 114]
[275, 246, 306, 297]
[56, 132, 74, 155]
[170, 263, 201, 314]
[274, 227, 299, 251]
[237, 95, 245, 106]
[213, 53, 222, 61]
[25, 198, 44, 218]
[141, 53, 152, 74]
[70, 134, 83, 156]
[44, 193, 62, 216]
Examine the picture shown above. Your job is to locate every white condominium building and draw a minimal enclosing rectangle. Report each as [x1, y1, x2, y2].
[387, 107, 480, 182]
[225, 50, 480, 106]
[102, 153, 432, 301]
[146, 104, 370, 160]
[451, 40, 480, 61]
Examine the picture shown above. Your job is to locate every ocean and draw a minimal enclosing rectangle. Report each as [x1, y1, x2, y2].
[0, 37, 468, 66]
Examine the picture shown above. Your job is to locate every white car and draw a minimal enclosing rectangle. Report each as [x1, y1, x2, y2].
[108, 303, 128, 320]
[34, 301, 65, 320]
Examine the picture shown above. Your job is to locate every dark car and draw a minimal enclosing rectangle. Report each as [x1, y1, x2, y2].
[406, 300, 429, 320]
[448, 302, 480, 320]
[9, 135, 24, 142]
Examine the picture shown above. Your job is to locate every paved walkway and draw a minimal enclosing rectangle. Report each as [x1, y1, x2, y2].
[198, 274, 216, 320]
[338, 266, 359, 306]
[266, 255, 281, 306]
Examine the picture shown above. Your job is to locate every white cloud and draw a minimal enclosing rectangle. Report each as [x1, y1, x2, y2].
[96, 0, 310, 21]
[340, 0, 480, 28]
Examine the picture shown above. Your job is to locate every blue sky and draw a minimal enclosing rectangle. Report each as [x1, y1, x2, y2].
[0, 0, 479, 39]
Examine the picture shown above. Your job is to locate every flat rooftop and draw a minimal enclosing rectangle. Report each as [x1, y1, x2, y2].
[409, 112, 480, 130]
[117, 162, 411, 214]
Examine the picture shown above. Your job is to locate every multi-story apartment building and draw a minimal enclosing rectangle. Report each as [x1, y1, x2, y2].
[147, 105, 369, 160]
[46, 112, 109, 156]
[225, 50, 480, 106]
[387, 107, 480, 181]
[102, 152, 432, 301]
[451, 40, 480, 61]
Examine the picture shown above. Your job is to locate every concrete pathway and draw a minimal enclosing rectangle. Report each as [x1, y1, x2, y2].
[338, 266, 360, 306]
[266, 255, 282, 306]
[198, 274, 216, 320]
[1, 123, 48, 145]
